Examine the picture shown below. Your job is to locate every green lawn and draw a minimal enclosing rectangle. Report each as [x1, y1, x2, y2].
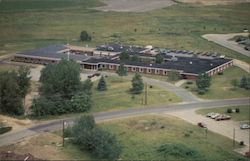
[91, 76, 181, 112]
[30, 76, 181, 120]
[0, 1, 250, 63]
[196, 105, 250, 121]
[58, 115, 247, 160]
[182, 66, 250, 99]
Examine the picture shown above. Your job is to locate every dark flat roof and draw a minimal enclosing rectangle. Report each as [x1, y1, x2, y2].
[85, 57, 232, 74]
[16, 44, 232, 75]
[96, 44, 146, 54]
[17, 44, 90, 61]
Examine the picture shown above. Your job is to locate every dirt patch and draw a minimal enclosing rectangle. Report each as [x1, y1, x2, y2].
[94, 0, 176, 12]
[0, 133, 69, 160]
[177, 0, 250, 5]
[0, 115, 35, 131]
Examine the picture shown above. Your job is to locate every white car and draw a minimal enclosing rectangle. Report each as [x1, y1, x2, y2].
[240, 124, 250, 129]
[206, 112, 215, 117]
[211, 113, 220, 119]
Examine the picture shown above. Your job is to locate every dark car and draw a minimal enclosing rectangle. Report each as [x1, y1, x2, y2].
[197, 122, 207, 128]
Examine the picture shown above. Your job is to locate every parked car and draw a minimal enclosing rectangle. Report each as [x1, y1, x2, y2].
[240, 124, 250, 129]
[197, 122, 207, 128]
[88, 73, 101, 78]
[93, 73, 101, 76]
[211, 113, 220, 119]
[206, 112, 215, 117]
[87, 74, 94, 78]
[215, 114, 231, 121]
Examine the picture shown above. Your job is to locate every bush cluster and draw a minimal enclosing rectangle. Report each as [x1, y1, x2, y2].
[31, 60, 93, 117]
[67, 115, 122, 160]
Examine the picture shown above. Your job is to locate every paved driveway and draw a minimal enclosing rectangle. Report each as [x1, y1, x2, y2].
[202, 33, 250, 57]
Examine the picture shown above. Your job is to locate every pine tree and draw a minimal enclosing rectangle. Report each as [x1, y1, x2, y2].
[240, 76, 247, 88]
[131, 73, 144, 94]
[97, 76, 107, 91]
[116, 64, 127, 77]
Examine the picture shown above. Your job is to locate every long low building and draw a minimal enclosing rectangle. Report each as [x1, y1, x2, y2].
[13, 44, 233, 79]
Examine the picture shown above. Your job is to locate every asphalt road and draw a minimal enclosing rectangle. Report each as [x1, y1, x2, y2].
[0, 97, 249, 147]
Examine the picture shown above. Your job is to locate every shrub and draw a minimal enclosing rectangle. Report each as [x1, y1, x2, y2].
[240, 141, 244, 146]
[157, 143, 200, 158]
[0, 126, 12, 134]
[187, 81, 193, 85]
[68, 115, 121, 160]
[185, 86, 189, 89]
[198, 89, 206, 95]
[227, 108, 232, 113]
[218, 72, 223, 75]
[236, 108, 240, 113]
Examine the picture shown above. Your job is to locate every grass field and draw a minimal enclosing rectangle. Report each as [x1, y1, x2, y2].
[182, 66, 250, 99]
[196, 105, 250, 121]
[91, 76, 181, 112]
[0, 0, 250, 63]
[58, 115, 247, 160]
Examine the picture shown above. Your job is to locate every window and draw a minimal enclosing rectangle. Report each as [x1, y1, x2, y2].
[164, 71, 167, 75]
[132, 67, 136, 72]
[147, 68, 151, 73]
[139, 68, 143, 72]
[155, 70, 159, 74]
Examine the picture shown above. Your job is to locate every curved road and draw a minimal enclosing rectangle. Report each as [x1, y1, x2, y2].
[0, 97, 249, 147]
[100, 71, 199, 102]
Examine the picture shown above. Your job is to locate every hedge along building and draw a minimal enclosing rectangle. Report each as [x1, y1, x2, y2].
[13, 44, 233, 80]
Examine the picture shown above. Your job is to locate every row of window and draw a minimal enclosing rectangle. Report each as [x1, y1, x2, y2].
[106, 64, 168, 75]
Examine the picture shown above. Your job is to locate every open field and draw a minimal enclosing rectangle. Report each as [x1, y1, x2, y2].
[94, 0, 176, 12]
[182, 66, 250, 99]
[91, 76, 181, 112]
[0, 1, 250, 63]
[196, 105, 250, 121]
[178, 0, 250, 5]
[51, 115, 247, 160]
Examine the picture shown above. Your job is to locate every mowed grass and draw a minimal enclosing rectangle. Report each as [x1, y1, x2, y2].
[96, 115, 246, 160]
[91, 76, 181, 112]
[196, 105, 250, 121]
[0, 1, 250, 63]
[182, 66, 250, 99]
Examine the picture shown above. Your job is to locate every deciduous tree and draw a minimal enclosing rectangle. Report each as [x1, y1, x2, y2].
[155, 54, 164, 64]
[119, 52, 129, 61]
[80, 31, 91, 41]
[196, 73, 212, 92]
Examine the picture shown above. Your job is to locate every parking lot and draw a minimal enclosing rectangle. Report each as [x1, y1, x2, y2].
[167, 108, 249, 152]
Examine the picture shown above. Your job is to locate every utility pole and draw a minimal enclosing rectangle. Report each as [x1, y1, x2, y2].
[67, 50, 70, 61]
[62, 120, 65, 147]
[205, 128, 207, 139]
[144, 83, 148, 105]
[233, 128, 235, 148]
